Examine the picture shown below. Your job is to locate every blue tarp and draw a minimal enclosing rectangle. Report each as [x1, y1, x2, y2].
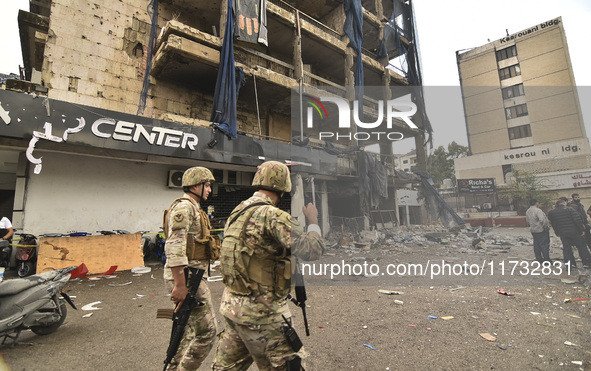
[377, 8, 406, 61]
[211, 0, 244, 139]
[343, 0, 364, 118]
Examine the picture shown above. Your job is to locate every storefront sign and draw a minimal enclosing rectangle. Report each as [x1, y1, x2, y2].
[457, 178, 495, 193]
[540, 171, 591, 190]
[0, 89, 337, 175]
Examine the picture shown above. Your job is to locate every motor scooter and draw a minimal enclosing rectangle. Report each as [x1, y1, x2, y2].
[0, 266, 77, 345]
[14, 233, 38, 278]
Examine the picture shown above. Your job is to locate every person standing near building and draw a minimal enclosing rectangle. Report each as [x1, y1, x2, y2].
[568, 193, 591, 249]
[0, 216, 14, 242]
[0, 216, 14, 268]
[163, 166, 218, 370]
[547, 198, 591, 270]
[525, 199, 551, 263]
[212, 161, 325, 370]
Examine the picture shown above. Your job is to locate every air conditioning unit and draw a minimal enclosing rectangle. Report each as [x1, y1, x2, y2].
[167, 170, 185, 188]
[482, 203, 493, 210]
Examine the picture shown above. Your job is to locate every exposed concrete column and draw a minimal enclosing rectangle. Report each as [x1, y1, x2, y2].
[344, 48, 358, 143]
[414, 130, 427, 172]
[219, 2, 228, 39]
[344, 49, 356, 94]
[376, 0, 384, 20]
[293, 12, 303, 81]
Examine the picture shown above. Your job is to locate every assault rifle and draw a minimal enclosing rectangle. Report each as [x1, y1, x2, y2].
[163, 267, 205, 371]
[287, 259, 309, 336]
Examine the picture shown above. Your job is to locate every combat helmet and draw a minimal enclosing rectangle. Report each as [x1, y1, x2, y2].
[252, 161, 291, 192]
[182, 167, 215, 187]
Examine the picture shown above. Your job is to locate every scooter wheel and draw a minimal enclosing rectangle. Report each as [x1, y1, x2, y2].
[31, 300, 67, 335]
[17, 261, 35, 277]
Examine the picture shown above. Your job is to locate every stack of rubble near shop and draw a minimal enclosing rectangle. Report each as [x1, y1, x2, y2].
[324, 224, 590, 285]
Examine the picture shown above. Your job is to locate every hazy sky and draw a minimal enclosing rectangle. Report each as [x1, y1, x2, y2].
[402, 0, 591, 154]
[1, 0, 589, 154]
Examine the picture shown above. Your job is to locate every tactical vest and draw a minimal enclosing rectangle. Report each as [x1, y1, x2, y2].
[220, 200, 291, 298]
[163, 197, 221, 262]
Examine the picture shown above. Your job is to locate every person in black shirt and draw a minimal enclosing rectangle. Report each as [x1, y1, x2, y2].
[548, 198, 591, 270]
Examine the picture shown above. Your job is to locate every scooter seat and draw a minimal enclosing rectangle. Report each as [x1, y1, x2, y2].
[0, 275, 46, 297]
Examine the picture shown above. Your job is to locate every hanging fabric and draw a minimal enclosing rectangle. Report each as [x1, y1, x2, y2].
[211, 0, 246, 139]
[233, 0, 268, 46]
[343, 0, 364, 118]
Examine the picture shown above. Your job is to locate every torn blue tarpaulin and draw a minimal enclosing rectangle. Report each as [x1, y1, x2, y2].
[377, 5, 406, 62]
[137, 0, 158, 115]
[211, 0, 245, 139]
[343, 0, 364, 118]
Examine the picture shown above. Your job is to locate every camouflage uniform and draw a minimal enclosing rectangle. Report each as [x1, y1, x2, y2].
[212, 191, 325, 371]
[164, 195, 217, 370]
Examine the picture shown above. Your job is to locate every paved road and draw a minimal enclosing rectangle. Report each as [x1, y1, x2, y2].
[2, 230, 590, 370]
[1, 262, 225, 371]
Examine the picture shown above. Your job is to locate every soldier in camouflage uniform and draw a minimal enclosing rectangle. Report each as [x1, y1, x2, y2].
[212, 161, 325, 371]
[164, 166, 218, 370]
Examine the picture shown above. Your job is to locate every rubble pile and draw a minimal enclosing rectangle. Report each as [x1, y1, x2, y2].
[326, 224, 542, 253]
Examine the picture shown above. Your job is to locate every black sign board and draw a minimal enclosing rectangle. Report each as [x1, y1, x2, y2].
[457, 178, 496, 193]
[0, 89, 337, 175]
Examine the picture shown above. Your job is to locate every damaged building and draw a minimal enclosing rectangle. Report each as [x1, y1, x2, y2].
[0, 0, 433, 237]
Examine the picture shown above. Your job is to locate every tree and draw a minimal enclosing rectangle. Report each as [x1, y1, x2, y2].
[500, 170, 555, 214]
[427, 141, 469, 186]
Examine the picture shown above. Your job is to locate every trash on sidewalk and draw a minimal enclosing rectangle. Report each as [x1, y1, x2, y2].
[363, 344, 376, 350]
[81, 301, 103, 310]
[85, 265, 118, 279]
[378, 289, 403, 295]
[480, 333, 496, 342]
[131, 266, 151, 274]
[69, 263, 89, 279]
[497, 289, 513, 296]
[108, 281, 132, 287]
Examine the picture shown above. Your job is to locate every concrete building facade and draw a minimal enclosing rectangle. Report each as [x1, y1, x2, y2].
[394, 149, 416, 172]
[1, 0, 429, 236]
[454, 17, 590, 200]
